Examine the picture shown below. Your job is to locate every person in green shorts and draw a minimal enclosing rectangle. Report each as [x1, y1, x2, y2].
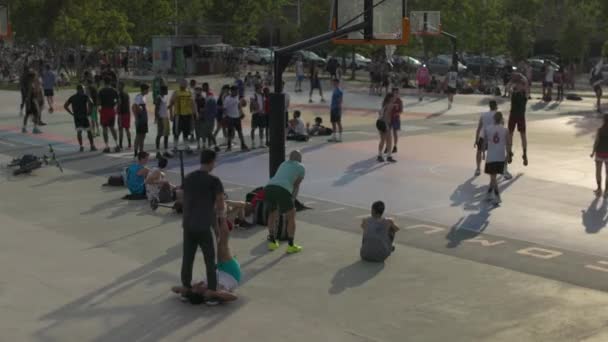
[265, 150, 306, 253]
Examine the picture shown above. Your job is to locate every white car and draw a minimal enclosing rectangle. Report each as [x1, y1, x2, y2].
[246, 47, 274, 65]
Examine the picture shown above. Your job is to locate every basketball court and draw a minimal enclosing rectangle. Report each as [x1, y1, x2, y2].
[3, 1, 608, 340]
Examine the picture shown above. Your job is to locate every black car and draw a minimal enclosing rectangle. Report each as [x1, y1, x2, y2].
[462, 56, 499, 76]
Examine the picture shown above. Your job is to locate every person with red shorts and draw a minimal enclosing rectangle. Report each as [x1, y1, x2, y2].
[118, 81, 132, 150]
[507, 72, 529, 173]
[98, 77, 120, 153]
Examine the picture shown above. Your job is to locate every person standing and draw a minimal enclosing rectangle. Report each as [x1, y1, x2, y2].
[507, 72, 529, 170]
[98, 77, 120, 153]
[295, 57, 304, 92]
[169, 79, 197, 152]
[591, 115, 608, 197]
[22, 71, 43, 134]
[590, 59, 604, 114]
[155, 85, 172, 159]
[222, 86, 249, 151]
[484, 112, 512, 205]
[181, 149, 227, 305]
[152, 70, 166, 103]
[132, 84, 150, 158]
[194, 86, 206, 150]
[390, 87, 403, 154]
[328, 78, 343, 143]
[444, 65, 458, 109]
[416, 64, 430, 101]
[308, 64, 325, 103]
[265, 150, 305, 253]
[85, 79, 100, 137]
[117, 81, 132, 150]
[542, 60, 555, 101]
[377, 93, 396, 163]
[19, 65, 29, 116]
[202, 85, 220, 152]
[42, 64, 56, 114]
[250, 84, 266, 148]
[474, 100, 498, 176]
[64, 85, 96, 152]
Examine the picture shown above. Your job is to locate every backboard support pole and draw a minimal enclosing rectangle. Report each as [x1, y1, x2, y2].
[364, 0, 373, 40]
[269, 21, 367, 177]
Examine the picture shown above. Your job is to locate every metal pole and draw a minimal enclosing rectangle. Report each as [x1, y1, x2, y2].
[174, 0, 178, 36]
[297, 0, 301, 27]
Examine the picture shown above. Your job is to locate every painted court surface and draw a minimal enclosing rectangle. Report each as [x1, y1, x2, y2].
[3, 84, 608, 341]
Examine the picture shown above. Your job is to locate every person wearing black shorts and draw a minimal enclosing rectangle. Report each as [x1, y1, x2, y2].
[328, 79, 343, 143]
[64, 85, 96, 152]
[249, 84, 266, 148]
[132, 84, 150, 158]
[484, 112, 513, 205]
[308, 64, 325, 103]
[508, 73, 529, 168]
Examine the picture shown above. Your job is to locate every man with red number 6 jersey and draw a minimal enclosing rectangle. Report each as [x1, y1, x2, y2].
[484, 111, 513, 206]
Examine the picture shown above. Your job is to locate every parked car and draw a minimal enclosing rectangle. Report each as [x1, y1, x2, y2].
[246, 47, 274, 64]
[462, 56, 500, 76]
[329, 53, 371, 70]
[527, 58, 560, 82]
[293, 50, 326, 67]
[426, 55, 467, 75]
[391, 55, 422, 72]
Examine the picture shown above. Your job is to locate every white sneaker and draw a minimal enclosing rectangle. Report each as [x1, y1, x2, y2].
[493, 194, 502, 205]
[503, 171, 513, 180]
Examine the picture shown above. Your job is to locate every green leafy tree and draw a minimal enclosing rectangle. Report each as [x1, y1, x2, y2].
[556, 0, 601, 63]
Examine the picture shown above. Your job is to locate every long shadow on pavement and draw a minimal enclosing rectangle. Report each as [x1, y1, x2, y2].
[333, 157, 388, 187]
[329, 260, 384, 295]
[582, 197, 608, 234]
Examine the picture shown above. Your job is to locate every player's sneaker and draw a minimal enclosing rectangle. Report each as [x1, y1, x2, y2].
[32, 128, 42, 134]
[79, 146, 84, 152]
[493, 194, 502, 205]
[386, 156, 397, 163]
[523, 154, 528, 166]
[503, 171, 513, 180]
[90, 146, 98, 152]
[474, 169, 481, 177]
[377, 156, 384, 163]
[268, 241, 280, 251]
[21, 127, 27, 133]
[286, 244, 303, 254]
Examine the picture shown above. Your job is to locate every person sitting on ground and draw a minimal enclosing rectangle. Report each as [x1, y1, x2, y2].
[172, 219, 241, 303]
[287, 110, 309, 142]
[145, 156, 176, 204]
[126, 151, 150, 198]
[306, 117, 333, 136]
[360, 201, 400, 262]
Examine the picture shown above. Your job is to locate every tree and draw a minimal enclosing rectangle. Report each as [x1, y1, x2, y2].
[556, 0, 601, 63]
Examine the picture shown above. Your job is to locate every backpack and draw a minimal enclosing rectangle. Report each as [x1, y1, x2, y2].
[105, 175, 125, 186]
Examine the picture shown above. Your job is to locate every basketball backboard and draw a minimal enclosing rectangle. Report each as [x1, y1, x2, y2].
[331, 0, 409, 45]
[410, 11, 441, 36]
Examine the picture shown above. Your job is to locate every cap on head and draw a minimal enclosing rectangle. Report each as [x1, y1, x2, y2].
[289, 150, 302, 163]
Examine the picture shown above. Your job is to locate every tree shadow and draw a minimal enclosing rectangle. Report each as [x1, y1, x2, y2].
[566, 115, 601, 137]
[329, 260, 385, 295]
[333, 157, 388, 187]
[582, 197, 608, 234]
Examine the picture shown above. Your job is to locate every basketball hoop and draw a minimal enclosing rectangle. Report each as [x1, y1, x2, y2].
[410, 11, 441, 36]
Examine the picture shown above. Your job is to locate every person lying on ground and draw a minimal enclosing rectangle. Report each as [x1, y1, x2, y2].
[306, 116, 333, 136]
[360, 201, 400, 262]
[145, 156, 176, 204]
[225, 196, 255, 228]
[172, 220, 241, 303]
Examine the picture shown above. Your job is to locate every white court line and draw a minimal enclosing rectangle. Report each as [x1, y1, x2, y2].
[322, 207, 345, 213]
[225, 187, 244, 192]
[304, 201, 317, 205]
[0, 140, 16, 147]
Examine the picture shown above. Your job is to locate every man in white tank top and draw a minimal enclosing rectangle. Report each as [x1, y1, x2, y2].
[474, 100, 498, 176]
[484, 112, 512, 205]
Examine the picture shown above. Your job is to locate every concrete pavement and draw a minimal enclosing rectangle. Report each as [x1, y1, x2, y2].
[3, 82, 608, 341]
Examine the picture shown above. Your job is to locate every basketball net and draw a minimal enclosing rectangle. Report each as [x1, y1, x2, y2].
[385, 45, 396, 62]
